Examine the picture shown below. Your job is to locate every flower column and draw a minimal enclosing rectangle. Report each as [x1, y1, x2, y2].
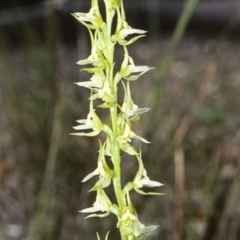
[71, 0, 164, 239]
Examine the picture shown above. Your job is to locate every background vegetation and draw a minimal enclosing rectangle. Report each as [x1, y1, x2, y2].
[0, 0, 240, 239]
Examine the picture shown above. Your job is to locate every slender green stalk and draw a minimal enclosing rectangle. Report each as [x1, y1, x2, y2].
[29, 6, 63, 240]
[151, 0, 199, 116]
[110, 105, 124, 209]
[145, 0, 199, 161]
[105, 5, 125, 215]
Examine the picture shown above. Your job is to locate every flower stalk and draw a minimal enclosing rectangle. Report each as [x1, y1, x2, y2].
[71, 0, 164, 239]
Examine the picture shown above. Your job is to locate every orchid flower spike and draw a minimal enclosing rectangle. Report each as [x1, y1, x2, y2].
[72, 0, 165, 238]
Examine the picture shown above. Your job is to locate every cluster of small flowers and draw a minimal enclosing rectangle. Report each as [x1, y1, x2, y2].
[71, 0, 164, 239]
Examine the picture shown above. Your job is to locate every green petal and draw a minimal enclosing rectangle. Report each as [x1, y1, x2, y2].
[134, 188, 166, 196]
[119, 35, 146, 46]
[135, 225, 159, 238]
[82, 169, 98, 182]
[89, 176, 111, 191]
[119, 142, 137, 155]
[85, 211, 110, 219]
[70, 131, 101, 137]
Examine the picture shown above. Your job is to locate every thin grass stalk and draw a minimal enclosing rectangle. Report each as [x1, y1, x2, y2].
[147, 0, 199, 135]
[143, 0, 199, 167]
[30, 97, 62, 240]
[29, 6, 63, 240]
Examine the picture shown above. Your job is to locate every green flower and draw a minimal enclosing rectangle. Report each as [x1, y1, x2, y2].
[122, 81, 150, 121]
[135, 225, 159, 240]
[80, 189, 118, 218]
[75, 71, 105, 90]
[77, 43, 106, 72]
[114, 6, 146, 46]
[76, 71, 115, 103]
[117, 207, 139, 237]
[117, 116, 150, 143]
[117, 116, 149, 155]
[120, 47, 153, 81]
[91, 78, 115, 103]
[133, 152, 164, 195]
[117, 193, 158, 239]
[71, 0, 103, 30]
[82, 141, 112, 191]
[118, 208, 158, 239]
[71, 99, 103, 137]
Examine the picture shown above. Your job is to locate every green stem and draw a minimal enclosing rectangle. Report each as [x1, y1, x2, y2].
[110, 105, 124, 209]
[105, 5, 127, 239]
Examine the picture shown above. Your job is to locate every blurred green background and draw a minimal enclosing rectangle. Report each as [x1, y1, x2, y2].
[0, 0, 240, 239]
